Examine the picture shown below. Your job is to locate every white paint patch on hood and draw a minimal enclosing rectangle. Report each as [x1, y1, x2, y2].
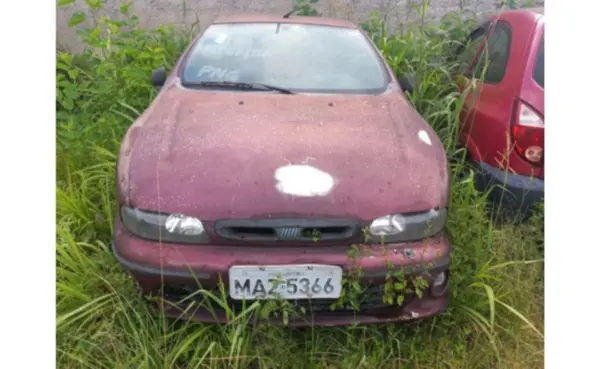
[274, 164, 335, 197]
[418, 130, 432, 146]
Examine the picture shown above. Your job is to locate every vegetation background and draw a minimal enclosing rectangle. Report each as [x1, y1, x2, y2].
[56, 0, 545, 51]
[56, 0, 544, 368]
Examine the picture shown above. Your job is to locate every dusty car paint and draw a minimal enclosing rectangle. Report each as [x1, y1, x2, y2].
[113, 14, 451, 326]
[117, 88, 449, 220]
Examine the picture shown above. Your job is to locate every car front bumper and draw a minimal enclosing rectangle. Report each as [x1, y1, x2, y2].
[112, 217, 451, 327]
[474, 161, 544, 216]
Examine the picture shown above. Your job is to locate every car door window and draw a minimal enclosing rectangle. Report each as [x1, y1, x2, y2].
[533, 34, 544, 88]
[472, 22, 512, 84]
[457, 26, 487, 75]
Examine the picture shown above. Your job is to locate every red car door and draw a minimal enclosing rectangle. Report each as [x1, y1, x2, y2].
[456, 21, 489, 160]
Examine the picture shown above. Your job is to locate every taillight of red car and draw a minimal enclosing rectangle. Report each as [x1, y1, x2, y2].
[511, 99, 544, 165]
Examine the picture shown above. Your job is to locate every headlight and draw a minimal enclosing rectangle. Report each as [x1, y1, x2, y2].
[368, 208, 447, 243]
[120, 207, 209, 243]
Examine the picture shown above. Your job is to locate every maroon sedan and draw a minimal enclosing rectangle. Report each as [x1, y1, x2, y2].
[113, 14, 451, 326]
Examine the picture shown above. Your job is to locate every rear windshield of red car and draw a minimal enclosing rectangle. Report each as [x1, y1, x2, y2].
[533, 34, 544, 88]
[180, 23, 390, 94]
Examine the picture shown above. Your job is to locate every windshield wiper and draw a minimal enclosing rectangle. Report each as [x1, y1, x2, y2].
[190, 81, 294, 94]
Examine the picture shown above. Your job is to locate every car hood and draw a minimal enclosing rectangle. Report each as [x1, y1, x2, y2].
[118, 86, 449, 221]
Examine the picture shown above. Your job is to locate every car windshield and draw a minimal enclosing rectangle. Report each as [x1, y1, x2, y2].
[181, 23, 390, 94]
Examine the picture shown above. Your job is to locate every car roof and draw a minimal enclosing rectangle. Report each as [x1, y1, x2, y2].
[488, 6, 544, 19]
[212, 14, 358, 29]
[474, 6, 543, 27]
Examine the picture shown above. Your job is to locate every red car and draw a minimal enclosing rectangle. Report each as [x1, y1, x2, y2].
[456, 7, 544, 215]
[112, 14, 451, 326]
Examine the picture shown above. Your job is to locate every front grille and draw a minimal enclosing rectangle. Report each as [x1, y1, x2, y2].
[275, 227, 301, 240]
[214, 218, 361, 242]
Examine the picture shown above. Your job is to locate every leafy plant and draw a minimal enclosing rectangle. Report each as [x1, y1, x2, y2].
[293, 0, 320, 17]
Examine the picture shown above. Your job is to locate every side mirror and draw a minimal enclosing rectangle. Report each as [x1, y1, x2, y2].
[150, 67, 167, 87]
[399, 73, 417, 93]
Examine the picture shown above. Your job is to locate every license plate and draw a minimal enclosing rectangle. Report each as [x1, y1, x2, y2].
[228, 264, 343, 300]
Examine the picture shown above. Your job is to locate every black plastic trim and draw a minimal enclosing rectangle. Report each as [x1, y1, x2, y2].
[214, 218, 362, 242]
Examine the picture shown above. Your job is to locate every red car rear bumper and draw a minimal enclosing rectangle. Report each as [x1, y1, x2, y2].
[473, 161, 544, 216]
[112, 217, 451, 326]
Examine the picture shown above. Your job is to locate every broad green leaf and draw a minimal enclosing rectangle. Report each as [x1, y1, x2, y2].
[107, 23, 120, 34]
[58, 0, 76, 6]
[84, 0, 104, 10]
[120, 3, 130, 15]
[89, 27, 102, 41]
[68, 12, 86, 27]
[56, 62, 70, 72]
[61, 98, 74, 111]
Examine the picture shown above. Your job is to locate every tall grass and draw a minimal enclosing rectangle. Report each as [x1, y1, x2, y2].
[56, 1, 544, 368]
